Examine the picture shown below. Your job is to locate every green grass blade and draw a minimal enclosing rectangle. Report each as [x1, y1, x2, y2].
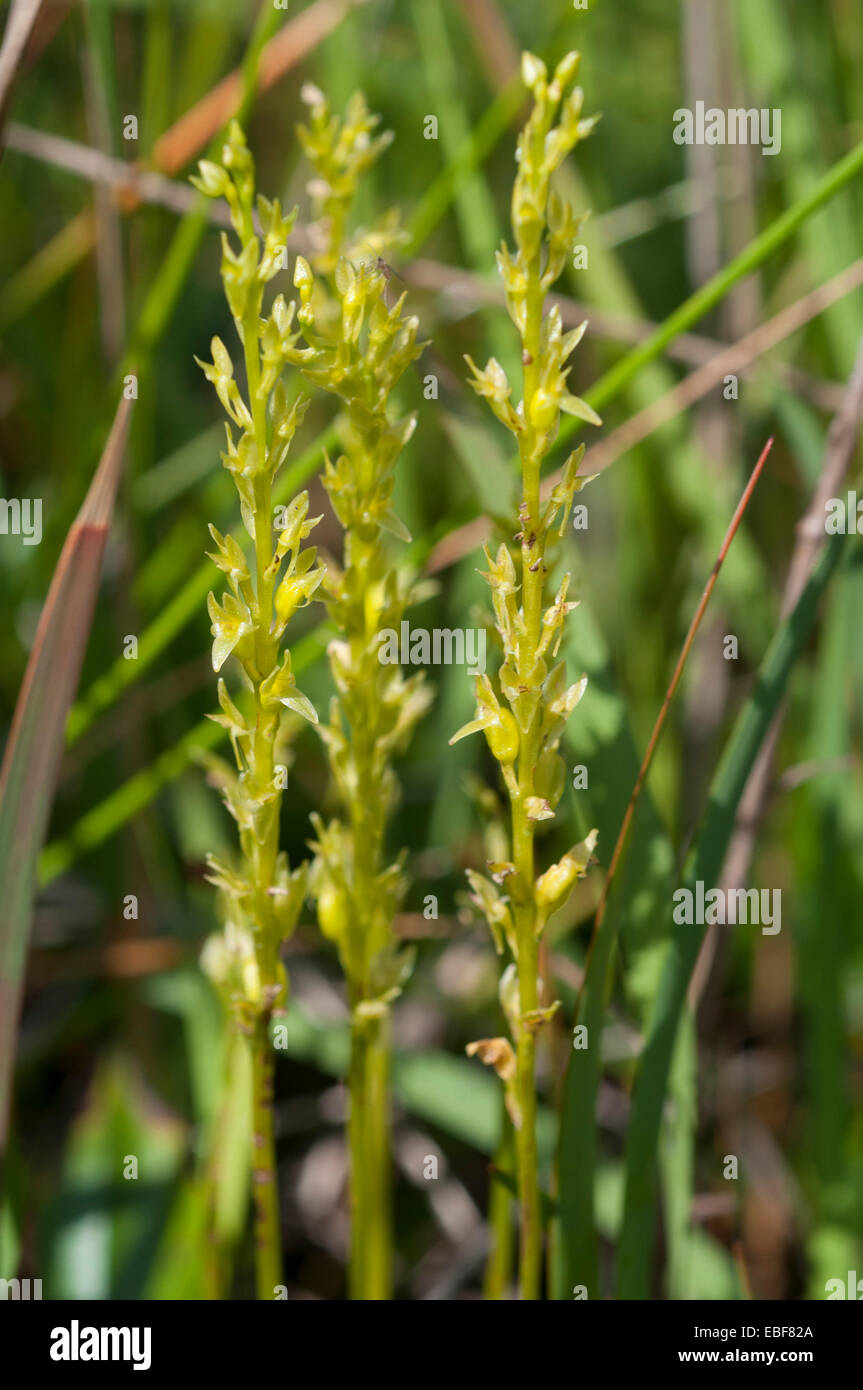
[410, 0, 501, 270]
[615, 530, 853, 1299]
[552, 600, 676, 1299]
[584, 136, 863, 419]
[402, 75, 523, 258]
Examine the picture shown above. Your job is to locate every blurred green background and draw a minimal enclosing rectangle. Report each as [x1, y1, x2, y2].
[1, 0, 862, 1299]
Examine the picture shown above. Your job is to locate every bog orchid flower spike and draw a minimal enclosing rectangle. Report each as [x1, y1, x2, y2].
[191, 120, 325, 1301]
[291, 95, 431, 1301]
[452, 51, 600, 1301]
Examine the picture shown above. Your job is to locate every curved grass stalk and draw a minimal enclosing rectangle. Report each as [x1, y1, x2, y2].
[452, 51, 601, 1299]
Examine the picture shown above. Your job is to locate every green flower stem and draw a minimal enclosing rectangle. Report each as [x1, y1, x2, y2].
[513, 713, 542, 1298]
[484, 1117, 516, 1299]
[250, 1020, 282, 1299]
[455, 51, 602, 1300]
[348, 1010, 391, 1299]
[513, 967, 541, 1295]
[341, 529, 392, 1298]
[241, 284, 280, 1001]
[347, 1000, 369, 1299]
[364, 1016, 392, 1299]
[509, 199, 548, 1303]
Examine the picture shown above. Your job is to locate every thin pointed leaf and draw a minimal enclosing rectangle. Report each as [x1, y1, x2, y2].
[0, 394, 132, 1166]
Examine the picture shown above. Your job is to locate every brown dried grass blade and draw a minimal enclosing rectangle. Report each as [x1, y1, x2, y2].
[0, 393, 133, 1171]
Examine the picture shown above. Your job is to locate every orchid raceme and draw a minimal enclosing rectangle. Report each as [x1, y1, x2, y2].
[451, 50, 600, 1300]
[296, 84, 404, 278]
[192, 121, 324, 1300]
[293, 113, 430, 1294]
[304, 254, 431, 1298]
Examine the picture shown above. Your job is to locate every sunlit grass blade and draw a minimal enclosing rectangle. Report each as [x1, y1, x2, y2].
[0, 209, 96, 331]
[402, 74, 523, 258]
[411, 0, 501, 270]
[583, 137, 863, 421]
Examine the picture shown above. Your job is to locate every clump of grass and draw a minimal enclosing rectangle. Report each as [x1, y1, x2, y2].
[191, 122, 323, 1300]
[452, 50, 601, 1299]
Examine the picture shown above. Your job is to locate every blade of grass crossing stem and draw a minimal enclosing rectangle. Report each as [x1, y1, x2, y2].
[616, 529, 853, 1299]
[0, 395, 133, 1171]
[554, 439, 771, 1299]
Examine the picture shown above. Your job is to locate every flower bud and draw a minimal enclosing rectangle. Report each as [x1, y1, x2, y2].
[554, 51, 580, 89]
[535, 830, 599, 913]
[485, 709, 520, 764]
[317, 884, 351, 943]
[529, 387, 559, 431]
[521, 51, 547, 91]
[192, 160, 230, 198]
